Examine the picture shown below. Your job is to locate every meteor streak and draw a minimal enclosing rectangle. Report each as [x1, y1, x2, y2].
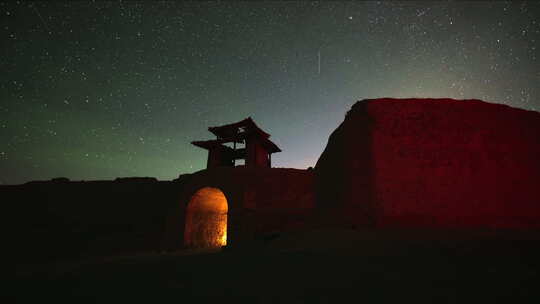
[31, 3, 51, 34]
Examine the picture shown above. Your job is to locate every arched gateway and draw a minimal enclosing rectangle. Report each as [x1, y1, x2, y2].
[184, 187, 228, 248]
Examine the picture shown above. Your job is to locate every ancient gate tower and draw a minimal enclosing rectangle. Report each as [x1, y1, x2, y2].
[192, 117, 281, 168]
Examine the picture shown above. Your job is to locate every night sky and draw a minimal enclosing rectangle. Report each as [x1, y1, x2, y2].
[1, 1, 539, 184]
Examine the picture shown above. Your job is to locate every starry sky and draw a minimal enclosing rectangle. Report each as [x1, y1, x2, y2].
[1, 1, 539, 184]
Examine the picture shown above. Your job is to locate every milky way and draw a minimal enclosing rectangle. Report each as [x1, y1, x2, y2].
[1, 1, 539, 184]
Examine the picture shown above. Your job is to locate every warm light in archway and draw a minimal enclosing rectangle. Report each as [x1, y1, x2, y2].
[184, 187, 228, 248]
[221, 229, 227, 245]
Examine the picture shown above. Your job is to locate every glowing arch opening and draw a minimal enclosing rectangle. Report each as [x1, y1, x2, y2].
[184, 187, 228, 248]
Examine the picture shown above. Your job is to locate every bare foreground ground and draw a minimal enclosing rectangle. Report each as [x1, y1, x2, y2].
[11, 229, 540, 303]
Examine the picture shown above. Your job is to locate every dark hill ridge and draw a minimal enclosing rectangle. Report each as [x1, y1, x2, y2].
[316, 98, 540, 229]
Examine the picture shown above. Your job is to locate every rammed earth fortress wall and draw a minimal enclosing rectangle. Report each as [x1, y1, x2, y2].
[316, 98, 540, 229]
[6, 98, 540, 266]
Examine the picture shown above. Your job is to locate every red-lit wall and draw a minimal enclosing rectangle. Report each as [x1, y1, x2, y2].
[316, 98, 540, 229]
[246, 140, 271, 168]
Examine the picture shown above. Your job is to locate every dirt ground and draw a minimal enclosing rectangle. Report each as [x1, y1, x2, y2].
[12, 229, 540, 303]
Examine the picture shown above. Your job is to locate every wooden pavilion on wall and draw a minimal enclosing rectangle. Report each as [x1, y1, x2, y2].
[192, 117, 281, 169]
